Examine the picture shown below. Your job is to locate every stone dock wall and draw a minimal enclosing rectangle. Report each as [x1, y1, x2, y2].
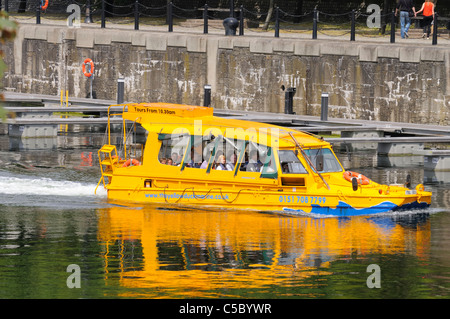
[2, 24, 450, 125]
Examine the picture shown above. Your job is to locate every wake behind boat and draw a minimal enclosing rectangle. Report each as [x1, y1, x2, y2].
[95, 103, 431, 216]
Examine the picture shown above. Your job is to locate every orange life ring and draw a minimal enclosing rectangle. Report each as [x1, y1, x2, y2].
[82, 58, 94, 78]
[41, 0, 49, 10]
[122, 159, 141, 167]
[343, 171, 371, 185]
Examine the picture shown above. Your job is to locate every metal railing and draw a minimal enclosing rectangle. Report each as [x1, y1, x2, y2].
[1, 0, 449, 45]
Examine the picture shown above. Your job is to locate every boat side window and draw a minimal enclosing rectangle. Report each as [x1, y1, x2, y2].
[158, 133, 189, 166]
[303, 148, 342, 173]
[278, 150, 308, 174]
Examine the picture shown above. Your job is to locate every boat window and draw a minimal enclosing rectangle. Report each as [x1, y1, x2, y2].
[303, 148, 342, 173]
[158, 133, 190, 166]
[278, 150, 308, 174]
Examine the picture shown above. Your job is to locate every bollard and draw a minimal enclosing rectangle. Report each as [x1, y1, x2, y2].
[223, 17, 239, 35]
[284, 87, 296, 115]
[321, 93, 329, 121]
[117, 79, 125, 104]
[204, 85, 212, 107]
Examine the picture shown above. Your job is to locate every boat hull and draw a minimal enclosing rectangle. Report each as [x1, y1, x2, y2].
[105, 187, 431, 217]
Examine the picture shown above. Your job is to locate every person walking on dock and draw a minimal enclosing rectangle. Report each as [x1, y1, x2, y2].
[395, 0, 416, 39]
[416, 0, 435, 39]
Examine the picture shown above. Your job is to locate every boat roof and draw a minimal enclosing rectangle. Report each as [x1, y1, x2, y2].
[117, 102, 329, 148]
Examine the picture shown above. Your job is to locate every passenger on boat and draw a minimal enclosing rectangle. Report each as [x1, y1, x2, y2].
[160, 157, 167, 164]
[246, 150, 262, 172]
[215, 155, 233, 171]
[166, 158, 173, 166]
[187, 147, 202, 168]
[200, 160, 208, 169]
[171, 152, 180, 165]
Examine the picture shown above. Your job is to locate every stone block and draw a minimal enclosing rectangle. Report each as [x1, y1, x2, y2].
[273, 39, 294, 52]
[399, 47, 421, 63]
[146, 34, 167, 51]
[76, 29, 94, 48]
[218, 37, 234, 49]
[377, 46, 399, 59]
[94, 31, 111, 45]
[47, 28, 63, 44]
[359, 45, 378, 62]
[233, 38, 250, 48]
[131, 32, 146, 47]
[420, 48, 445, 62]
[167, 34, 187, 47]
[320, 42, 358, 56]
[249, 39, 273, 54]
[186, 36, 207, 52]
[112, 31, 132, 43]
[294, 41, 320, 56]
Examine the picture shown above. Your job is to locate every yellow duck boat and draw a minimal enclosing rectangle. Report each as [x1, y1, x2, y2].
[96, 102, 431, 216]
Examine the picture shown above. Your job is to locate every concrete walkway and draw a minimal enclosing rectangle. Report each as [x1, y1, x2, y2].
[8, 13, 450, 47]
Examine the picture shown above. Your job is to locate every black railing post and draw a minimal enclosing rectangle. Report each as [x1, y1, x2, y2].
[274, 7, 280, 38]
[134, 0, 139, 30]
[101, 0, 105, 28]
[312, 8, 318, 39]
[239, 5, 244, 36]
[230, 0, 234, 17]
[390, 11, 395, 43]
[203, 4, 208, 34]
[168, 2, 173, 32]
[350, 9, 355, 41]
[432, 12, 438, 45]
[4, 0, 8, 13]
[36, 2, 41, 25]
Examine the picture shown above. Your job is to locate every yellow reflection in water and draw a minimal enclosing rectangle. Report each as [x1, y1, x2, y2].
[97, 206, 430, 298]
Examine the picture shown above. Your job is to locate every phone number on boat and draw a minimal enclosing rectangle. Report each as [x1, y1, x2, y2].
[279, 195, 326, 204]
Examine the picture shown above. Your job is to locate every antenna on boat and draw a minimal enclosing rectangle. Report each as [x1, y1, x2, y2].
[288, 131, 330, 190]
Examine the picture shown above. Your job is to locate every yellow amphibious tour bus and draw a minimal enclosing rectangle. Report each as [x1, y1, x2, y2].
[96, 103, 431, 216]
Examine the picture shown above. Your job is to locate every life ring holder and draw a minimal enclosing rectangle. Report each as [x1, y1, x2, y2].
[343, 171, 371, 185]
[82, 58, 94, 78]
[122, 159, 141, 167]
[41, 0, 49, 10]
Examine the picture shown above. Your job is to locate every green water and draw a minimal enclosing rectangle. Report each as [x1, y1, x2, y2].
[1, 134, 450, 299]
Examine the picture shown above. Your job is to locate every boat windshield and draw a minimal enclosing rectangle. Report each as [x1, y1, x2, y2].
[278, 150, 308, 174]
[303, 148, 342, 173]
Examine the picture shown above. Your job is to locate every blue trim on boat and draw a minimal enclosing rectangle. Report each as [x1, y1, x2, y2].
[283, 200, 430, 217]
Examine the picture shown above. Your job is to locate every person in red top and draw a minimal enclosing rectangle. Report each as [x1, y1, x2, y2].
[416, 0, 435, 39]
